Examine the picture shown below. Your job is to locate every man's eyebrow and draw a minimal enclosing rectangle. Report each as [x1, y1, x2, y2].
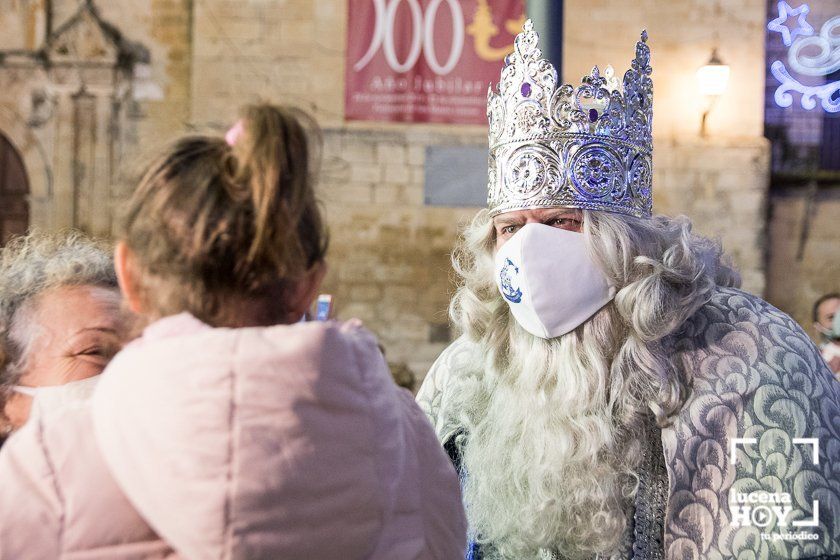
[493, 217, 523, 226]
[541, 209, 581, 217]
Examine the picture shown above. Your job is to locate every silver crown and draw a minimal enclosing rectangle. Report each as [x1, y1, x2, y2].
[487, 20, 653, 218]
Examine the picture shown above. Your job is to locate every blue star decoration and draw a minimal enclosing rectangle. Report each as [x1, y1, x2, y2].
[767, 1, 815, 47]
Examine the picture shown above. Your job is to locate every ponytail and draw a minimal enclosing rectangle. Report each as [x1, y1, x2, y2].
[121, 103, 328, 326]
[228, 105, 325, 272]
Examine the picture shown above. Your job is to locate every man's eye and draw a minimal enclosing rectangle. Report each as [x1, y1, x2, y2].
[501, 225, 518, 235]
[549, 218, 581, 228]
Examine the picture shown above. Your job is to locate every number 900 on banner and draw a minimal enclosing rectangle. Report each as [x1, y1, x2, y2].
[345, 0, 526, 125]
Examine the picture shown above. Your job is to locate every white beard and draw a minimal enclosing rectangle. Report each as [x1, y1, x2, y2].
[453, 313, 645, 560]
[445, 208, 738, 559]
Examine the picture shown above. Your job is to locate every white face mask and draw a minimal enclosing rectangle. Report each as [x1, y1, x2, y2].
[12, 375, 101, 421]
[494, 223, 616, 339]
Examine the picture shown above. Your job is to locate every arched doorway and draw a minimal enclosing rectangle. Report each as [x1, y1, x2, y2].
[0, 133, 30, 244]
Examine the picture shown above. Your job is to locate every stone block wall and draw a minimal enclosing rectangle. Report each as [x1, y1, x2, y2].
[653, 138, 771, 295]
[563, 0, 768, 140]
[767, 188, 840, 341]
[189, 0, 346, 128]
[317, 127, 483, 375]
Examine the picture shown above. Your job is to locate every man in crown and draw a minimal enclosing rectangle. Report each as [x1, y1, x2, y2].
[417, 21, 840, 560]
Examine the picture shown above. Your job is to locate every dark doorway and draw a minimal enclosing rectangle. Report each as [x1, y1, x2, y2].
[0, 133, 30, 244]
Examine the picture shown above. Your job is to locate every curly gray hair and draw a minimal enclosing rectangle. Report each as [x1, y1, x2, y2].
[446, 210, 740, 559]
[0, 230, 118, 391]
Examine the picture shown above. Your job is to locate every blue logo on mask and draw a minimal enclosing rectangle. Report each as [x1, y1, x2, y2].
[499, 258, 522, 303]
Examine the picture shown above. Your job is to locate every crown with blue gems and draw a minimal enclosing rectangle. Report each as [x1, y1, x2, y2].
[487, 20, 653, 218]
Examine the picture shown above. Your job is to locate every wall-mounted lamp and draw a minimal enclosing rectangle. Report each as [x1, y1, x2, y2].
[696, 48, 730, 137]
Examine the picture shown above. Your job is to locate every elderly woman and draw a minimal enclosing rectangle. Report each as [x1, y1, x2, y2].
[0, 231, 124, 440]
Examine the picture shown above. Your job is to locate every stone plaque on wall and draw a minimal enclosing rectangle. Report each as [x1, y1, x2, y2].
[424, 145, 487, 207]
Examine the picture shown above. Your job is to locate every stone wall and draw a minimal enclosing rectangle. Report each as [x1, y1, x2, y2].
[317, 127, 483, 374]
[767, 187, 840, 341]
[563, 0, 768, 140]
[653, 138, 770, 294]
[0, 0, 780, 380]
[189, 0, 346, 127]
[0, 2, 136, 236]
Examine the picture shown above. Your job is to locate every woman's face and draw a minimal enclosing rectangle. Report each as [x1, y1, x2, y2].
[3, 285, 123, 428]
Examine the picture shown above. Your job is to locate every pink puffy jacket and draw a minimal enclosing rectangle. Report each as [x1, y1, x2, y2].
[0, 314, 466, 559]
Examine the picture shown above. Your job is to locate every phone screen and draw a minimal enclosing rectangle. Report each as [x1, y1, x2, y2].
[315, 294, 333, 321]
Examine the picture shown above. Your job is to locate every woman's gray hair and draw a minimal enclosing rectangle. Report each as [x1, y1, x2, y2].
[0, 230, 118, 390]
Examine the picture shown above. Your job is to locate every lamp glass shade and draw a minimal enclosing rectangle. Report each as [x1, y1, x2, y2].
[696, 61, 730, 96]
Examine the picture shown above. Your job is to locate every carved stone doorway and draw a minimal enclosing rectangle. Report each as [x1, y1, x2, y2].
[0, 133, 30, 244]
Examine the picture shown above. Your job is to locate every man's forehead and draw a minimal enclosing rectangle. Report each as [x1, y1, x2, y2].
[819, 298, 840, 315]
[492, 207, 582, 223]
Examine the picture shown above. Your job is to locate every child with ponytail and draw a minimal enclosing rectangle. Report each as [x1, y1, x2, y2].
[116, 104, 329, 329]
[0, 104, 466, 560]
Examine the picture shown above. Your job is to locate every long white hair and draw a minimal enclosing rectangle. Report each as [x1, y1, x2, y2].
[447, 210, 740, 559]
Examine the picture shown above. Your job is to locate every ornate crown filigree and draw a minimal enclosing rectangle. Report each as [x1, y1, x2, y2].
[487, 20, 653, 218]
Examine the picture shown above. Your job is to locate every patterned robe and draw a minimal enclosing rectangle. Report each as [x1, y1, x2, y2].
[417, 288, 840, 559]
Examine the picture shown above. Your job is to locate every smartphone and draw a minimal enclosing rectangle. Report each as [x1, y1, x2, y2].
[314, 294, 333, 321]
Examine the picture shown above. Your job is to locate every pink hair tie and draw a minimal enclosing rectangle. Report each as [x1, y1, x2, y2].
[225, 119, 245, 146]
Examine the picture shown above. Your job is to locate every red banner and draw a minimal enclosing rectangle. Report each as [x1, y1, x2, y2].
[345, 0, 526, 125]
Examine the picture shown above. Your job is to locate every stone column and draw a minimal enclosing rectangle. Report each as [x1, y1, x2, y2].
[50, 87, 77, 230]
